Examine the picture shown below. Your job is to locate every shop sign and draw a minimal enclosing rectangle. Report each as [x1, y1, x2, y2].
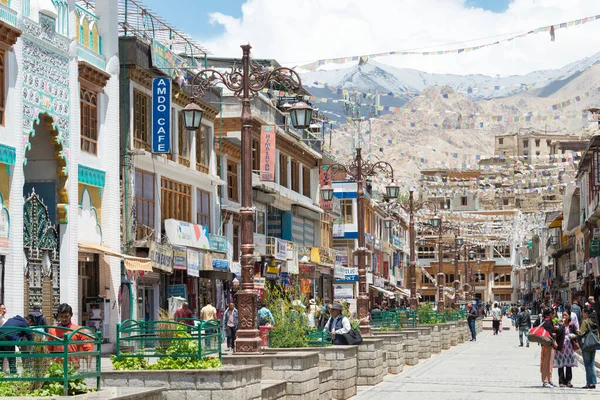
[187, 249, 200, 277]
[335, 249, 348, 266]
[287, 245, 299, 274]
[230, 262, 242, 276]
[392, 235, 402, 248]
[333, 222, 344, 237]
[164, 219, 210, 250]
[0, 207, 8, 248]
[172, 246, 187, 270]
[275, 238, 287, 261]
[151, 40, 188, 79]
[310, 248, 320, 263]
[168, 284, 186, 299]
[254, 276, 266, 289]
[367, 272, 373, 285]
[280, 272, 291, 286]
[260, 125, 276, 181]
[335, 267, 358, 282]
[151, 77, 171, 153]
[266, 259, 281, 280]
[334, 284, 354, 300]
[212, 259, 229, 271]
[209, 234, 228, 253]
[374, 276, 385, 288]
[149, 242, 173, 273]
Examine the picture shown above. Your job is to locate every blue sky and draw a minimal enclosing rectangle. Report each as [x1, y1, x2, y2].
[466, 0, 511, 13]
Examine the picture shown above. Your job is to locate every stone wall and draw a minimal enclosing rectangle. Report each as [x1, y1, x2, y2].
[402, 329, 420, 365]
[372, 332, 405, 374]
[319, 367, 334, 400]
[102, 366, 262, 400]
[16, 388, 165, 400]
[357, 338, 386, 386]
[440, 323, 451, 350]
[224, 352, 320, 400]
[430, 324, 442, 354]
[449, 322, 459, 346]
[414, 327, 433, 359]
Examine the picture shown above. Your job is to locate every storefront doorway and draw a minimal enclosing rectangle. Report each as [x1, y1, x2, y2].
[78, 253, 99, 325]
[137, 286, 155, 321]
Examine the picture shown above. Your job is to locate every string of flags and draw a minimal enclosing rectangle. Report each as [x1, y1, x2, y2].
[295, 14, 600, 70]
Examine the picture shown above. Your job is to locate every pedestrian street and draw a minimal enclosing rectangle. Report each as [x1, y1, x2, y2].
[356, 318, 598, 400]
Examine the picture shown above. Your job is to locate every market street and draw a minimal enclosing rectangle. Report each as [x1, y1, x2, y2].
[357, 319, 598, 400]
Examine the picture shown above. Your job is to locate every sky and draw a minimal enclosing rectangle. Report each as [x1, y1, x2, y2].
[141, 0, 600, 76]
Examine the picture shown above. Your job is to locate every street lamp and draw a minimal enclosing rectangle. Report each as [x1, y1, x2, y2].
[418, 238, 427, 247]
[188, 44, 312, 353]
[181, 102, 204, 131]
[430, 216, 442, 228]
[384, 218, 394, 230]
[320, 182, 334, 201]
[319, 147, 396, 335]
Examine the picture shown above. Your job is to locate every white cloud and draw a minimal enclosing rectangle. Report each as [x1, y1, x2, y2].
[200, 0, 600, 76]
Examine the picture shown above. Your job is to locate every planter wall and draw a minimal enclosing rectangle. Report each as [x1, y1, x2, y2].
[102, 366, 262, 400]
[440, 323, 452, 350]
[449, 322, 459, 346]
[430, 325, 442, 354]
[372, 332, 405, 374]
[319, 367, 334, 400]
[224, 352, 320, 400]
[357, 338, 386, 386]
[401, 329, 420, 365]
[413, 327, 432, 359]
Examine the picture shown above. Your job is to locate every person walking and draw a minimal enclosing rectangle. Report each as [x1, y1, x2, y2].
[466, 303, 477, 341]
[0, 314, 35, 374]
[553, 311, 577, 387]
[222, 302, 238, 352]
[174, 302, 195, 326]
[515, 306, 531, 347]
[572, 300, 582, 325]
[29, 302, 48, 332]
[491, 303, 502, 335]
[48, 304, 94, 368]
[324, 303, 351, 345]
[577, 306, 598, 389]
[539, 308, 557, 388]
[564, 304, 579, 331]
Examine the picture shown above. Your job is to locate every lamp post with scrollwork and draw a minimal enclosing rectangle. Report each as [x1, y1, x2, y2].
[182, 44, 313, 353]
[320, 148, 399, 335]
[429, 215, 458, 312]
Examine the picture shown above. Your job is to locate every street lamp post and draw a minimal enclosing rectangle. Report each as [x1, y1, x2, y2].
[453, 234, 464, 306]
[320, 148, 398, 335]
[186, 44, 313, 353]
[431, 215, 454, 312]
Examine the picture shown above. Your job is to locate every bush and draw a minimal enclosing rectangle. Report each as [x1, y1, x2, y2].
[266, 286, 310, 348]
[0, 362, 90, 397]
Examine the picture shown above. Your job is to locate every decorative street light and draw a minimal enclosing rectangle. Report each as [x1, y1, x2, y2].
[430, 215, 456, 312]
[418, 238, 427, 247]
[319, 147, 396, 335]
[383, 218, 394, 230]
[181, 102, 204, 131]
[187, 44, 312, 353]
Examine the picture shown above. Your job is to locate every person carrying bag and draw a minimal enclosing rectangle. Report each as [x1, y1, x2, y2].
[577, 306, 599, 389]
[325, 303, 362, 345]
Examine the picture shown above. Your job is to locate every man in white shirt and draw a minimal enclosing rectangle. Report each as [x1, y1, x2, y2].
[325, 303, 351, 345]
[491, 303, 502, 335]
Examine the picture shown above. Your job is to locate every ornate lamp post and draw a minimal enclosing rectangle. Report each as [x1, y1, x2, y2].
[185, 44, 313, 353]
[430, 215, 456, 312]
[320, 148, 398, 335]
[451, 234, 464, 307]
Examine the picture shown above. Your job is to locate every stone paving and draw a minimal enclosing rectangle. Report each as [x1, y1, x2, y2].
[356, 318, 599, 400]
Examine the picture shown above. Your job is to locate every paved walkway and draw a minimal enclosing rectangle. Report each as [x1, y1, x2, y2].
[356, 319, 598, 400]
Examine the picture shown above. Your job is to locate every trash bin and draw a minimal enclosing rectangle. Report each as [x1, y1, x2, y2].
[259, 325, 274, 347]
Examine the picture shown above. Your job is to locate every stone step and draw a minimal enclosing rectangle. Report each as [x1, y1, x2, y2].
[261, 379, 287, 400]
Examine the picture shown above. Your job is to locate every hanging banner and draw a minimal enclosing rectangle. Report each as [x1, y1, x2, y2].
[187, 249, 200, 277]
[172, 246, 187, 270]
[151, 77, 171, 153]
[260, 125, 276, 181]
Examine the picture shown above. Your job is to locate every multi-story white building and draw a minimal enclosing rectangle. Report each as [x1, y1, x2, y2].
[0, 0, 123, 343]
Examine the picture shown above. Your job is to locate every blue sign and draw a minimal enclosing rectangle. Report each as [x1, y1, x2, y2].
[209, 234, 228, 253]
[335, 267, 359, 283]
[168, 284, 186, 299]
[152, 77, 171, 153]
[212, 259, 229, 271]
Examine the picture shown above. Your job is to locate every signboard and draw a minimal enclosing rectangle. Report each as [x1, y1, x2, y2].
[212, 259, 229, 271]
[149, 242, 173, 273]
[186, 249, 200, 277]
[164, 219, 210, 249]
[168, 284, 186, 299]
[151, 40, 188, 78]
[334, 284, 354, 300]
[230, 262, 241, 276]
[335, 267, 358, 282]
[334, 264, 345, 280]
[254, 276, 266, 289]
[172, 246, 187, 270]
[260, 125, 276, 181]
[0, 208, 9, 248]
[287, 244, 299, 274]
[151, 77, 171, 153]
[392, 235, 402, 248]
[266, 259, 281, 280]
[275, 238, 287, 261]
[209, 234, 228, 253]
[310, 248, 321, 263]
[333, 223, 344, 237]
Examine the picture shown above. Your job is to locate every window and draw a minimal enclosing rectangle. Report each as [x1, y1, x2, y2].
[523, 152, 528, 158]
[502, 198, 509, 206]
[135, 169, 155, 240]
[232, 224, 240, 262]
[494, 246, 511, 258]
[291, 161, 300, 192]
[161, 177, 192, 223]
[227, 160, 239, 202]
[535, 139, 540, 147]
[321, 214, 332, 248]
[461, 196, 468, 206]
[474, 272, 486, 283]
[177, 112, 190, 167]
[196, 125, 210, 174]
[255, 210, 265, 234]
[418, 246, 435, 259]
[80, 88, 98, 154]
[279, 153, 288, 187]
[536, 151, 540, 156]
[494, 272, 511, 284]
[445, 199, 450, 209]
[498, 138, 503, 145]
[523, 140, 528, 148]
[421, 295, 435, 303]
[252, 139, 260, 173]
[303, 166, 311, 197]
[341, 199, 353, 224]
[196, 189, 210, 230]
[445, 274, 455, 284]
[421, 274, 433, 284]
[133, 90, 150, 150]
[547, 140, 551, 147]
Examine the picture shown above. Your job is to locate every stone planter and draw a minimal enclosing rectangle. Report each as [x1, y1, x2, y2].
[411, 326, 432, 359]
[319, 367, 334, 400]
[357, 338, 386, 386]
[400, 329, 419, 365]
[440, 323, 451, 350]
[430, 324, 442, 354]
[102, 366, 262, 400]
[224, 351, 320, 400]
[476, 319, 483, 333]
[372, 332, 405, 374]
[264, 346, 358, 400]
[448, 322, 458, 346]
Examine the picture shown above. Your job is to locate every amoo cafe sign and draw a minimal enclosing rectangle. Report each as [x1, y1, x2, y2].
[152, 77, 172, 153]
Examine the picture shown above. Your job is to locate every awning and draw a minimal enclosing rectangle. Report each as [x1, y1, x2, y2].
[369, 285, 395, 297]
[78, 243, 152, 272]
[392, 287, 411, 297]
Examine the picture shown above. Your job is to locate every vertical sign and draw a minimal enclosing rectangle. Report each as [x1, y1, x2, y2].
[260, 125, 276, 181]
[152, 77, 171, 153]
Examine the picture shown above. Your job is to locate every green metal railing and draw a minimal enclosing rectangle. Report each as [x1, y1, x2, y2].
[371, 310, 417, 329]
[0, 326, 101, 396]
[115, 319, 221, 361]
[306, 329, 332, 347]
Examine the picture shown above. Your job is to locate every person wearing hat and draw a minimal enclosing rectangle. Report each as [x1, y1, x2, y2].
[325, 303, 351, 345]
[307, 298, 318, 328]
[30, 302, 48, 332]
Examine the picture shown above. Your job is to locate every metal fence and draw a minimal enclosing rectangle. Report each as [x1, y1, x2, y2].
[371, 310, 417, 329]
[0, 326, 101, 396]
[115, 319, 222, 361]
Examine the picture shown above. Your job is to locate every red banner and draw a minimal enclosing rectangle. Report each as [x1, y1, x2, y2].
[260, 125, 276, 181]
